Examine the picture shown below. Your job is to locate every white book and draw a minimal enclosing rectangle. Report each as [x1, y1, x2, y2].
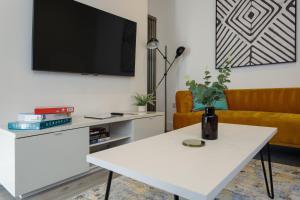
[17, 113, 71, 122]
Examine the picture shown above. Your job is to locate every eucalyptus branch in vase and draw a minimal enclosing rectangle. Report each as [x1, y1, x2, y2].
[186, 64, 231, 108]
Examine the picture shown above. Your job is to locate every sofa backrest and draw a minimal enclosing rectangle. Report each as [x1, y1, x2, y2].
[176, 88, 300, 114]
[176, 91, 193, 113]
[225, 88, 300, 114]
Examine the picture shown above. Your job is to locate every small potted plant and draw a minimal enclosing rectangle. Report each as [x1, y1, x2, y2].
[186, 64, 231, 140]
[133, 93, 155, 113]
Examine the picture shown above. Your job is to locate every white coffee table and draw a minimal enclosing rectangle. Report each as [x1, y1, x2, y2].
[87, 123, 277, 200]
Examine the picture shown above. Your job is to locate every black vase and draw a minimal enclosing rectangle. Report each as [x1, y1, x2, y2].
[202, 107, 218, 140]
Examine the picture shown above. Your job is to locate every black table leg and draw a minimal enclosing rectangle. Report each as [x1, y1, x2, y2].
[260, 143, 274, 199]
[174, 195, 179, 200]
[105, 171, 113, 200]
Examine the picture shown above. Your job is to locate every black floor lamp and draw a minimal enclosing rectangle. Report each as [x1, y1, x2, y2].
[147, 38, 185, 132]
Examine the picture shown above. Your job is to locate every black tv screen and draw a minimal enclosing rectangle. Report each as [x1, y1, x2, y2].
[33, 0, 137, 76]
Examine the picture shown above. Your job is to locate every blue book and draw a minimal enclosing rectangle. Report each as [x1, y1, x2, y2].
[8, 118, 72, 130]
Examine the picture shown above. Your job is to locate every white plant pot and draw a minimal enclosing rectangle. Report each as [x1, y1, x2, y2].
[137, 106, 147, 113]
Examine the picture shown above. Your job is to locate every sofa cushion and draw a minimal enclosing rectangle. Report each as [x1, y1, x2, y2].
[173, 110, 300, 148]
[173, 111, 203, 129]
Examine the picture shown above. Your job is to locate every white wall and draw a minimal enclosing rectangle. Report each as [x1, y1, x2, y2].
[148, 0, 178, 130]
[149, 0, 300, 128]
[0, 0, 148, 124]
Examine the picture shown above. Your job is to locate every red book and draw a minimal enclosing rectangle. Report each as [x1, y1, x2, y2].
[34, 106, 74, 114]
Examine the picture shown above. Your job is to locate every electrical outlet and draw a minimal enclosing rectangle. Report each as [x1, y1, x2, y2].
[172, 103, 176, 108]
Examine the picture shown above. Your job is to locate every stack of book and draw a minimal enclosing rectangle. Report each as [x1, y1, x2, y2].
[8, 106, 74, 130]
[90, 127, 110, 145]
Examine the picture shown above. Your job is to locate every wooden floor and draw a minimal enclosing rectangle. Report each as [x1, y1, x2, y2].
[0, 169, 115, 200]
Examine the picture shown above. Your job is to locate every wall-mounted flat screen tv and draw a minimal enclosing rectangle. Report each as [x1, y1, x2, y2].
[33, 0, 137, 76]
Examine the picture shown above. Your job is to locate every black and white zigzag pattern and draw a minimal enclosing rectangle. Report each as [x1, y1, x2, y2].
[216, 0, 296, 68]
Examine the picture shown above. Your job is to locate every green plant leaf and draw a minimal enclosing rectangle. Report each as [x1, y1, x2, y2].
[187, 60, 231, 107]
[133, 93, 156, 106]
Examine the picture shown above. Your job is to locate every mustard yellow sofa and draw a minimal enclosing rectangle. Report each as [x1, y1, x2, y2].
[173, 88, 300, 149]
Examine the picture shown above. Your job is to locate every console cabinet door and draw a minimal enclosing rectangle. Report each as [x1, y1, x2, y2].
[15, 127, 89, 196]
[132, 116, 164, 141]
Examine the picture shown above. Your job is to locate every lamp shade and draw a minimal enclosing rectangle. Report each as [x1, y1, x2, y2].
[147, 38, 159, 50]
[175, 46, 186, 58]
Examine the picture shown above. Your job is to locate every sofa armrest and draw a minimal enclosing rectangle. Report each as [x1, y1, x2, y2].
[176, 91, 193, 113]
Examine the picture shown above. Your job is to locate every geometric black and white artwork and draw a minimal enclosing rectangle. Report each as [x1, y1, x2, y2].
[216, 0, 297, 68]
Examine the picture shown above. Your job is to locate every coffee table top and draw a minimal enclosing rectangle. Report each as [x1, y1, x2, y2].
[87, 123, 277, 200]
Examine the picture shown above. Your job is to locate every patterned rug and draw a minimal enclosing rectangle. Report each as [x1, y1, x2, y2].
[69, 160, 300, 200]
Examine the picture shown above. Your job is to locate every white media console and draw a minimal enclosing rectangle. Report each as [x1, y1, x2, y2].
[0, 112, 164, 198]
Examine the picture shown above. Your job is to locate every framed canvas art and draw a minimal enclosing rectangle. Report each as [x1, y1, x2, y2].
[216, 0, 296, 68]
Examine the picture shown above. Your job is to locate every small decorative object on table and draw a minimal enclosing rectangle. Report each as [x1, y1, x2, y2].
[133, 93, 155, 113]
[186, 62, 231, 140]
[182, 139, 206, 148]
